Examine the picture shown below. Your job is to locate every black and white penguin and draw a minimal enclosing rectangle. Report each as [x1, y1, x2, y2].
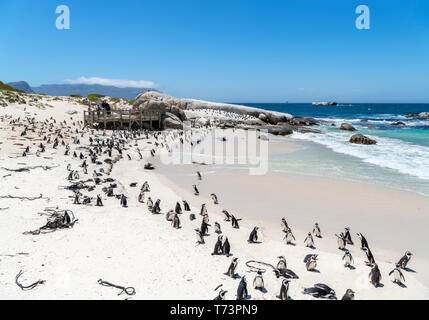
[281, 218, 289, 232]
[341, 289, 355, 300]
[172, 214, 180, 229]
[236, 276, 248, 300]
[138, 191, 145, 203]
[253, 271, 264, 291]
[356, 233, 369, 250]
[193, 185, 200, 196]
[213, 289, 227, 300]
[389, 263, 406, 284]
[211, 236, 224, 255]
[222, 210, 231, 221]
[283, 228, 296, 244]
[214, 222, 222, 234]
[303, 284, 336, 299]
[225, 257, 238, 278]
[278, 279, 290, 300]
[203, 214, 210, 224]
[147, 197, 153, 210]
[304, 254, 318, 271]
[210, 193, 218, 204]
[222, 237, 231, 256]
[369, 263, 382, 287]
[304, 232, 314, 248]
[200, 204, 207, 216]
[197, 171, 202, 181]
[152, 199, 161, 214]
[336, 233, 347, 250]
[120, 194, 128, 208]
[397, 251, 413, 269]
[248, 227, 259, 243]
[273, 268, 299, 279]
[201, 220, 209, 235]
[313, 222, 321, 238]
[73, 193, 80, 205]
[183, 200, 191, 211]
[175, 202, 182, 214]
[231, 215, 240, 229]
[344, 227, 354, 245]
[96, 195, 103, 207]
[342, 250, 354, 268]
[277, 256, 287, 270]
[362, 246, 375, 265]
[195, 229, 204, 244]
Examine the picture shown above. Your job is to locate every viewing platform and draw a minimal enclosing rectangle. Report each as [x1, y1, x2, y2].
[83, 109, 162, 130]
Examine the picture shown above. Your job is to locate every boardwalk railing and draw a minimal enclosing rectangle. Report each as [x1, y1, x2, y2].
[84, 109, 162, 130]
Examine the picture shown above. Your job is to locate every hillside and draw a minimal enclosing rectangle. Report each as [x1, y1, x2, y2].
[7, 81, 34, 93]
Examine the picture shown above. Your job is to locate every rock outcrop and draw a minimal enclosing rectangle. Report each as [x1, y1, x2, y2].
[349, 134, 377, 145]
[340, 123, 356, 131]
[406, 112, 429, 119]
[133, 91, 293, 126]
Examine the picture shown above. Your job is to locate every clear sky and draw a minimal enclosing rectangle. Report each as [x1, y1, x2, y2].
[1, 0, 428, 102]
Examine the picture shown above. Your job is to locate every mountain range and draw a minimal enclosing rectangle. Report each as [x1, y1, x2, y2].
[6, 81, 155, 100]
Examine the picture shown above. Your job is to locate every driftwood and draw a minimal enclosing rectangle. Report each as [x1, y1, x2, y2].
[15, 270, 46, 291]
[0, 165, 59, 172]
[0, 194, 49, 201]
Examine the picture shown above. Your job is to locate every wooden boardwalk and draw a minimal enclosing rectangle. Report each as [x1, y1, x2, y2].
[84, 109, 162, 130]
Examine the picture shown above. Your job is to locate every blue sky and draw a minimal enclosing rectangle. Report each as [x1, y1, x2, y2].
[1, 0, 428, 102]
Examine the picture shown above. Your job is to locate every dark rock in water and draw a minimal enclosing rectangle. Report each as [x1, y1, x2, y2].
[296, 128, 322, 134]
[266, 125, 293, 136]
[406, 112, 429, 119]
[349, 134, 376, 145]
[291, 117, 318, 126]
[391, 121, 406, 126]
[340, 123, 356, 131]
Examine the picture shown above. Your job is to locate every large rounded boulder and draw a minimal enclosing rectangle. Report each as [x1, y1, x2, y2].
[349, 134, 376, 145]
[340, 123, 356, 131]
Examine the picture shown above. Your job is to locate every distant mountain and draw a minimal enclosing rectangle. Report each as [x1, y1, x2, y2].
[1, 81, 25, 93]
[6, 81, 32, 93]
[31, 84, 157, 100]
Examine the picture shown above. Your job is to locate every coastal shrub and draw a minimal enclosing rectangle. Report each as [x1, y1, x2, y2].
[88, 94, 105, 101]
[128, 99, 136, 105]
[0, 81, 25, 93]
[70, 94, 82, 98]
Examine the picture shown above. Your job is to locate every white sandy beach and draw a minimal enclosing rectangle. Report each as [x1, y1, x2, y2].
[0, 97, 428, 300]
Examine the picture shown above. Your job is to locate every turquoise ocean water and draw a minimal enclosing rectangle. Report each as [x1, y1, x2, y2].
[239, 103, 429, 195]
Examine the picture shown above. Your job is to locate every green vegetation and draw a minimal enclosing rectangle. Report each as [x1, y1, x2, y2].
[0, 81, 25, 93]
[70, 94, 82, 98]
[87, 94, 105, 101]
[128, 99, 136, 106]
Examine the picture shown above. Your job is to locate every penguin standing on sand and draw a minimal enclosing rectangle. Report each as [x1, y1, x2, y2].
[278, 279, 290, 300]
[120, 195, 128, 208]
[357, 233, 369, 250]
[336, 233, 347, 250]
[283, 228, 296, 244]
[152, 199, 161, 214]
[363, 247, 375, 265]
[397, 251, 413, 269]
[212, 236, 224, 255]
[211, 193, 218, 204]
[201, 220, 209, 235]
[231, 215, 240, 229]
[73, 193, 80, 205]
[389, 263, 406, 284]
[222, 237, 231, 256]
[304, 232, 314, 248]
[222, 210, 231, 221]
[214, 222, 222, 234]
[253, 271, 264, 291]
[183, 200, 191, 211]
[96, 195, 103, 207]
[344, 227, 354, 245]
[200, 204, 207, 216]
[138, 190, 145, 203]
[313, 223, 321, 238]
[342, 250, 354, 268]
[225, 258, 238, 277]
[197, 171, 202, 181]
[175, 202, 182, 214]
[277, 256, 287, 270]
[193, 185, 200, 196]
[195, 229, 204, 244]
[172, 214, 180, 229]
[281, 218, 289, 232]
[248, 227, 259, 243]
[304, 254, 318, 271]
[147, 197, 153, 211]
[369, 263, 382, 287]
[236, 276, 248, 300]
[342, 289, 355, 300]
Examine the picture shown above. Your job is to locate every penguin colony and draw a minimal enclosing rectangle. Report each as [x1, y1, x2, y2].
[0, 110, 416, 301]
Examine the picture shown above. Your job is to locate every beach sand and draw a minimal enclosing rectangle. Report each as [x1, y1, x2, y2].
[0, 99, 428, 300]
